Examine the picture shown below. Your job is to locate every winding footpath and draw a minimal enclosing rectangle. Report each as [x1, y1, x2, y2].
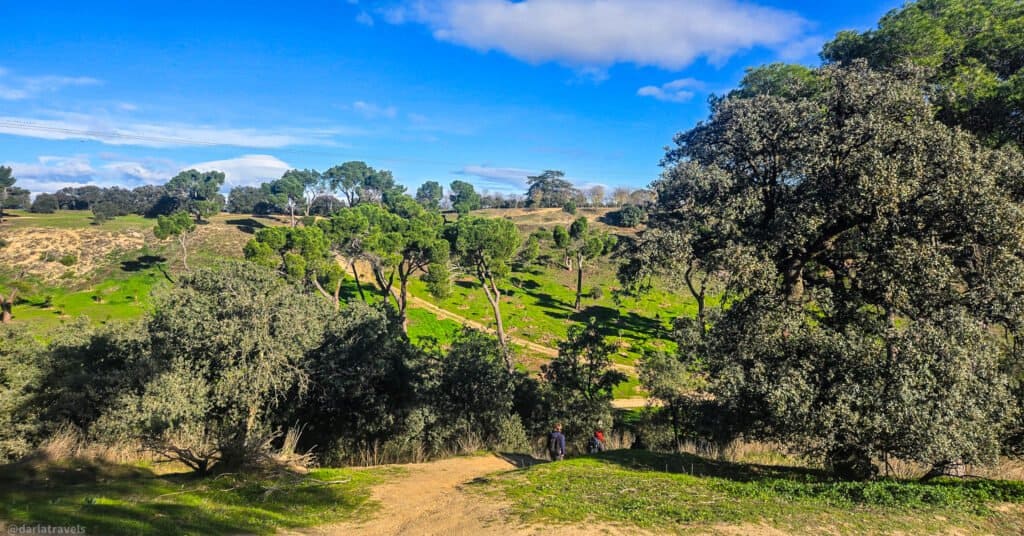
[301, 454, 655, 536]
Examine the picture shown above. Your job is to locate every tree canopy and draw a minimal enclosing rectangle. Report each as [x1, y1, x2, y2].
[449, 180, 482, 215]
[526, 170, 579, 208]
[629, 61, 1024, 478]
[165, 169, 225, 222]
[822, 0, 1024, 149]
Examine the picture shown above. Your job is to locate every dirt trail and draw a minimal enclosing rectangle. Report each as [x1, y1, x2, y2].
[304, 454, 655, 536]
[350, 262, 660, 410]
[408, 295, 559, 357]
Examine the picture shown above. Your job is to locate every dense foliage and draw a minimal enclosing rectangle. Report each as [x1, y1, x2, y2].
[823, 0, 1024, 149]
[627, 60, 1024, 478]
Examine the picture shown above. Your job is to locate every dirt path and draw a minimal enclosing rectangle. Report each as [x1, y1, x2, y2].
[304, 454, 655, 536]
[408, 295, 559, 357]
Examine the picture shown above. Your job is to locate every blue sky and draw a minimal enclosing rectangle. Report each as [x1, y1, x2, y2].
[0, 0, 899, 196]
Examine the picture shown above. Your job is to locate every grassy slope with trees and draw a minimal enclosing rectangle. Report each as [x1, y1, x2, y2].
[3, 1, 1024, 534]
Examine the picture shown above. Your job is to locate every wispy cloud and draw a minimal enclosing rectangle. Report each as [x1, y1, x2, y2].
[637, 78, 706, 103]
[0, 112, 348, 148]
[351, 101, 398, 119]
[0, 67, 100, 100]
[379, 0, 809, 71]
[455, 165, 537, 191]
[355, 11, 375, 26]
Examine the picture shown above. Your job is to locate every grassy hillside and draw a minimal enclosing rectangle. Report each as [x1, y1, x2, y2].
[0, 458, 394, 535]
[478, 450, 1024, 534]
[0, 207, 685, 397]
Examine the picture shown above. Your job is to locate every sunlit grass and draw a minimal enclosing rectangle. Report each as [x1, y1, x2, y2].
[477, 450, 1024, 534]
[0, 458, 396, 536]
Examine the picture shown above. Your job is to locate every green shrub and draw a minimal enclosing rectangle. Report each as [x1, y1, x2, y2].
[58, 254, 77, 266]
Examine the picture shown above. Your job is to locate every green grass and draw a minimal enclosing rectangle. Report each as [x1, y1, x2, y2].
[407, 247, 694, 368]
[407, 307, 462, 346]
[478, 450, 1024, 534]
[612, 376, 643, 399]
[3, 209, 672, 397]
[0, 459, 395, 535]
[3, 272, 165, 333]
[3, 210, 152, 231]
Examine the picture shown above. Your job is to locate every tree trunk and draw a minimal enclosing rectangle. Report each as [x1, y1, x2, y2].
[574, 254, 584, 311]
[398, 274, 409, 332]
[289, 205, 296, 228]
[350, 261, 367, 302]
[683, 263, 707, 336]
[782, 257, 804, 303]
[312, 278, 339, 310]
[1, 289, 16, 323]
[481, 274, 512, 370]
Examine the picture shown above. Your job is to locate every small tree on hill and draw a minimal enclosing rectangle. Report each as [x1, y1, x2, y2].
[416, 181, 444, 211]
[30, 194, 58, 214]
[446, 216, 520, 368]
[449, 180, 481, 215]
[566, 217, 616, 310]
[262, 173, 305, 227]
[165, 169, 225, 223]
[154, 211, 196, 271]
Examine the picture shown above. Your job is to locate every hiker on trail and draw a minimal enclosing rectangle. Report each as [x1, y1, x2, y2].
[587, 429, 605, 454]
[548, 423, 566, 461]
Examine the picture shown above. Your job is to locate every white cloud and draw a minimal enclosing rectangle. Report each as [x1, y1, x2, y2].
[5, 154, 178, 193]
[351, 101, 398, 119]
[381, 0, 808, 70]
[0, 67, 100, 101]
[456, 165, 537, 191]
[188, 154, 292, 187]
[777, 35, 827, 62]
[0, 112, 345, 148]
[637, 78, 706, 102]
[356, 11, 375, 26]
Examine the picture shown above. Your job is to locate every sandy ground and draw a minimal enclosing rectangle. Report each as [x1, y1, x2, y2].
[0, 227, 146, 282]
[301, 454, 657, 536]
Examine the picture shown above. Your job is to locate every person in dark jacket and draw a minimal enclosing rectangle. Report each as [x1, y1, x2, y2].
[587, 429, 605, 453]
[548, 423, 566, 461]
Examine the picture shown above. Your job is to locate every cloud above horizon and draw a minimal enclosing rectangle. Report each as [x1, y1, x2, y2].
[5, 154, 178, 194]
[0, 112, 350, 149]
[189, 154, 292, 187]
[0, 66, 100, 100]
[637, 78, 707, 102]
[380, 0, 809, 71]
[456, 164, 537, 191]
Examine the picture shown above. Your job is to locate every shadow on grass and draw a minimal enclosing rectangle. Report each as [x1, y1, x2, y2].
[587, 449, 824, 483]
[120, 255, 167, 272]
[0, 457, 379, 536]
[225, 218, 266, 234]
[496, 452, 547, 470]
[578, 450, 1024, 505]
